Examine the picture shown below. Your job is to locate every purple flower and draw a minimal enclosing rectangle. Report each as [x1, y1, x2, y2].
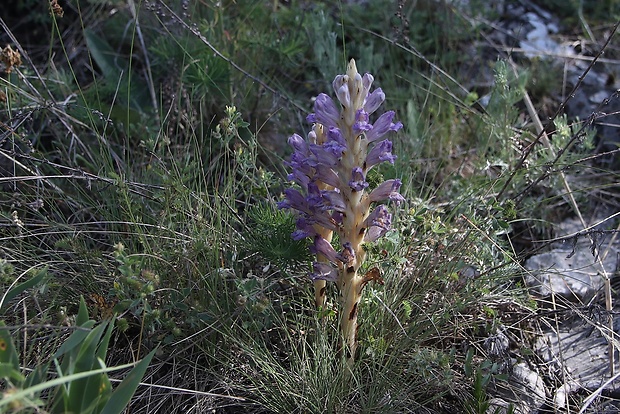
[310, 235, 340, 263]
[332, 75, 350, 107]
[349, 167, 368, 191]
[361, 73, 374, 96]
[366, 139, 396, 169]
[322, 127, 347, 157]
[365, 111, 403, 143]
[279, 188, 308, 211]
[369, 179, 405, 204]
[310, 262, 339, 282]
[287, 152, 314, 187]
[337, 242, 357, 268]
[292, 230, 310, 241]
[291, 217, 317, 240]
[323, 140, 346, 158]
[364, 88, 385, 114]
[288, 133, 308, 153]
[363, 204, 392, 242]
[309, 144, 340, 167]
[302, 209, 339, 232]
[319, 190, 346, 212]
[335, 83, 351, 109]
[313, 165, 341, 189]
[327, 126, 346, 145]
[307, 93, 341, 128]
[306, 182, 324, 207]
[353, 109, 372, 135]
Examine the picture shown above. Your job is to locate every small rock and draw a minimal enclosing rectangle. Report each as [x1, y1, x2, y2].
[486, 397, 513, 414]
[524, 248, 616, 302]
[524, 214, 619, 302]
[535, 318, 614, 386]
[485, 327, 510, 358]
[492, 361, 547, 414]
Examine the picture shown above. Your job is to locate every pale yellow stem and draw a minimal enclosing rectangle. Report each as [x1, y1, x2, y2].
[340, 267, 363, 363]
[334, 59, 372, 364]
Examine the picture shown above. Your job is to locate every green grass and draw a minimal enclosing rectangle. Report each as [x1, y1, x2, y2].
[1, 0, 619, 412]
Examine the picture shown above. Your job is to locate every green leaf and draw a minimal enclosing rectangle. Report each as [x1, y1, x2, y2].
[100, 349, 156, 414]
[0, 361, 140, 411]
[51, 321, 111, 414]
[0, 362, 25, 384]
[76, 295, 90, 326]
[52, 320, 95, 360]
[0, 321, 19, 370]
[84, 29, 123, 81]
[68, 323, 109, 412]
[0, 267, 48, 312]
[96, 318, 115, 361]
[23, 363, 49, 388]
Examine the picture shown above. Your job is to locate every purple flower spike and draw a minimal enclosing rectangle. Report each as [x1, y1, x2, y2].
[366, 139, 396, 169]
[310, 262, 339, 282]
[349, 167, 369, 191]
[279, 59, 402, 361]
[369, 179, 405, 204]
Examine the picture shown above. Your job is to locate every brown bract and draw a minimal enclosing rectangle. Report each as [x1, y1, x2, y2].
[0, 45, 21, 74]
[50, 0, 64, 17]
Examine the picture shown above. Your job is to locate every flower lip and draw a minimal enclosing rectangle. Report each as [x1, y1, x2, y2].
[349, 167, 369, 191]
[366, 111, 403, 143]
[353, 109, 372, 134]
[337, 242, 357, 268]
[310, 261, 338, 282]
[369, 179, 404, 204]
[366, 139, 396, 169]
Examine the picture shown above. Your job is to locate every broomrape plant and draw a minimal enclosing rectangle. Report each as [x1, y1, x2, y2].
[279, 59, 403, 363]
